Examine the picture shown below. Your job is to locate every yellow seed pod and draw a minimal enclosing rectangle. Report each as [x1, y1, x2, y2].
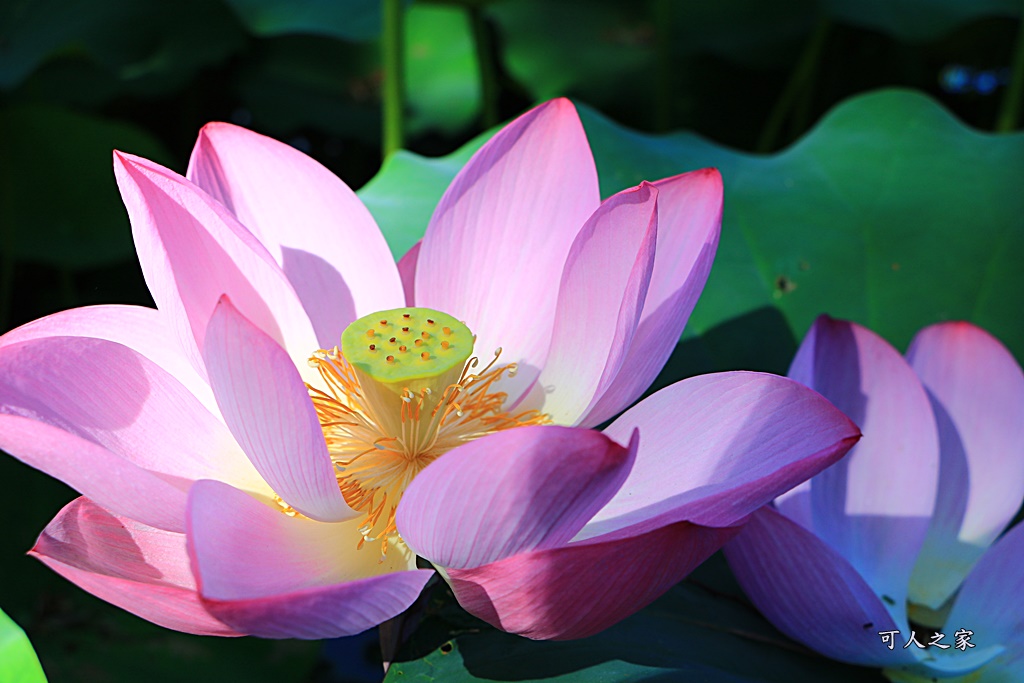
[340, 307, 474, 388]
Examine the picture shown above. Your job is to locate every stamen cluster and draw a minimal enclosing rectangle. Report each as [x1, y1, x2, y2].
[304, 308, 548, 556]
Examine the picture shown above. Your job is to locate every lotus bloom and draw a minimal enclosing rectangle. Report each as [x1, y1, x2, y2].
[725, 317, 1024, 680]
[0, 99, 858, 641]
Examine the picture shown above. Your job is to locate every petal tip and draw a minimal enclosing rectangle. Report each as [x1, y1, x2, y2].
[112, 151, 166, 179]
[547, 96, 576, 113]
[195, 122, 254, 148]
[529, 97, 583, 130]
[198, 121, 235, 136]
[690, 167, 724, 188]
[636, 179, 659, 196]
[812, 312, 840, 328]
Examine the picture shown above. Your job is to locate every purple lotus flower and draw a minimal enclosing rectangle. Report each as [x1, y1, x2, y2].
[0, 99, 858, 641]
[726, 316, 1024, 680]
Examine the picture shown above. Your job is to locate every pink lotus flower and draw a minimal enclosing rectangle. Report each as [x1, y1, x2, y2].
[725, 317, 1024, 680]
[0, 99, 858, 641]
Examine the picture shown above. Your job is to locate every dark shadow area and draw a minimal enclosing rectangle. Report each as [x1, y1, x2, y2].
[389, 567, 888, 682]
[281, 247, 357, 349]
[646, 306, 799, 401]
[0, 336, 151, 432]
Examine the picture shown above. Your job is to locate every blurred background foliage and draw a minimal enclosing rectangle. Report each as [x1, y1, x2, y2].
[0, 0, 1021, 681]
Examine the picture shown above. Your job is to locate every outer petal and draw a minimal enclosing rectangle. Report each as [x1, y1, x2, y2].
[906, 322, 1024, 609]
[447, 521, 736, 640]
[30, 497, 236, 636]
[0, 304, 216, 416]
[415, 99, 600, 403]
[187, 479, 430, 638]
[114, 152, 318, 378]
[200, 572, 435, 639]
[881, 523, 1015, 680]
[942, 522, 1024, 677]
[785, 316, 939, 615]
[188, 480, 413, 598]
[580, 169, 722, 426]
[397, 425, 636, 570]
[536, 183, 658, 426]
[0, 416, 186, 532]
[202, 298, 353, 522]
[724, 506, 914, 667]
[578, 371, 860, 541]
[187, 123, 403, 346]
[0, 334, 267, 498]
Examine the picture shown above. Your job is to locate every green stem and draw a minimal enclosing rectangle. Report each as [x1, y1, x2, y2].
[653, 0, 673, 132]
[756, 16, 830, 153]
[470, 4, 499, 128]
[995, 10, 1024, 132]
[382, 0, 406, 158]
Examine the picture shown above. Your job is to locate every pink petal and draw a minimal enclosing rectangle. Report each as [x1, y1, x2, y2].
[187, 479, 415, 598]
[202, 298, 353, 522]
[397, 239, 420, 305]
[786, 317, 939, 613]
[0, 416, 186, 531]
[580, 371, 860, 541]
[30, 497, 236, 636]
[114, 152, 318, 377]
[0, 304, 216, 415]
[396, 425, 636, 570]
[724, 506, 913, 667]
[187, 123, 403, 346]
[446, 520, 736, 640]
[906, 322, 1024, 609]
[0, 333, 267, 498]
[187, 479, 429, 638]
[580, 169, 723, 426]
[200, 571, 434, 639]
[415, 99, 600, 404]
[536, 182, 659, 426]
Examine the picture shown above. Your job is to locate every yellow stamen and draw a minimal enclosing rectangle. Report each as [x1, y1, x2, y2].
[304, 307, 549, 557]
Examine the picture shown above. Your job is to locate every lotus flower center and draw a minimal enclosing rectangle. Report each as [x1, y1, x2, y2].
[304, 307, 548, 556]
